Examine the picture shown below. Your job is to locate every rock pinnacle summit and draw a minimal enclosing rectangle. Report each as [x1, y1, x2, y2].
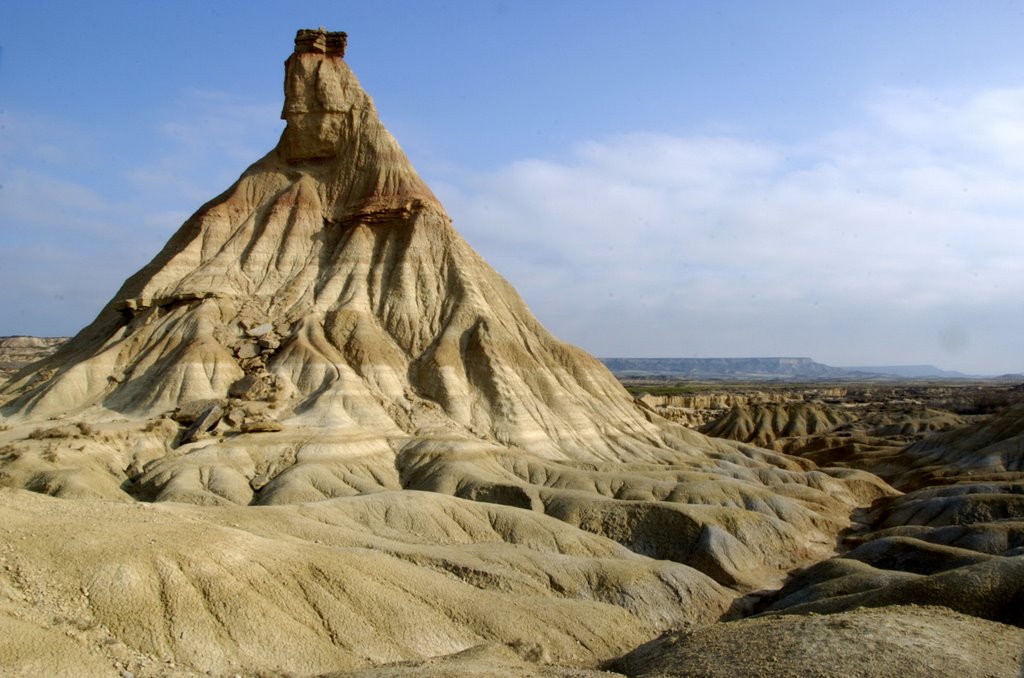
[0, 28, 673, 465]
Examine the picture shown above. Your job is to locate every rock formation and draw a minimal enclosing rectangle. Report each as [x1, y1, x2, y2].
[3, 30, 672, 465]
[0, 29, 909, 676]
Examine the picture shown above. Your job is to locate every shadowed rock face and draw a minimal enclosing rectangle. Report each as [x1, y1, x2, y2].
[613, 604, 1024, 678]
[755, 400, 1024, 635]
[0, 28, 902, 676]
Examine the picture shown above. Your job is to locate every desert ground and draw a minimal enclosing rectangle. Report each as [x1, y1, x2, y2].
[3, 339, 1022, 677]
[1, 27, 1022, 678]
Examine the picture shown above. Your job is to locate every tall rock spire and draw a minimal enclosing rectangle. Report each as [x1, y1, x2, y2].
[0, 29, 658, 463]
[278, 28, 439, 217]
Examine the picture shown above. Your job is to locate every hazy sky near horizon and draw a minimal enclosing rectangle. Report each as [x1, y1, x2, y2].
[1, 1, 1023, 374]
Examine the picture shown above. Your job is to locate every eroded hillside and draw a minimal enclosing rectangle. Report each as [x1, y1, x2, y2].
[0, 28, 1021, 678]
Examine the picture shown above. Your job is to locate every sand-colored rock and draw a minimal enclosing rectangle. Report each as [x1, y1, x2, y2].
[887, 400, 1024, 488]
[328, 644, 626, 677]
[759, 402, 1024, 631]
[0, 28, 925, 676]
[698, 399, 980, 487]
[3, 33, 695, 467]
[700, 400, 969, 455]
[768, 554, 1024, 627]
[700, 401, 860, 448]
[613, 605, 1024, 677]
[0, 487, 730, 676]
[0, 336, 67, 386]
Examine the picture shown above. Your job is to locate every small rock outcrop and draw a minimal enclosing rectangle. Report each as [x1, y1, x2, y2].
[0, 336, 67, 385]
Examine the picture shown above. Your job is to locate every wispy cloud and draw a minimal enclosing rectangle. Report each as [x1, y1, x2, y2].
[0, 90, 280, 336]
[437, 87, 1024, 373]
[2, 83, 1020, 373]
[124, 89, 281, 205]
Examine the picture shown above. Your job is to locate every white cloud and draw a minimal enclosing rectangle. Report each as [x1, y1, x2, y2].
[2, 83, 1021, 373]
[124, 89, 282, 206]
[0, 91, 280, 337]
[437, 87, 1024, 373]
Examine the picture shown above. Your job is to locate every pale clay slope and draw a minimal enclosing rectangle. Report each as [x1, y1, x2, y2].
[757, 399, 1024, 636]
[699, 399, 968, 460]
[0, 487, 732, 676]
[0, 29, 910, 676]
[613, 604, 1024, 678]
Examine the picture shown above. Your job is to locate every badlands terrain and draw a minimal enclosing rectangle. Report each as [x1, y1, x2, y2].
[1, 28, 1023, 677]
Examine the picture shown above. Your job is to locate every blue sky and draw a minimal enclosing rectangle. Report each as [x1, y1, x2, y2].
[2, 1, 1023, 374]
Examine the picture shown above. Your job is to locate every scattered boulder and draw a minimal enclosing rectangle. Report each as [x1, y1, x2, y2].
[241, 420, 283, 433]
[223, 406, 246, 428]
[171, 399, 226, 425]
[235, 341, 260, 360]
[227, 372, 280, 401]
[246, 323, 274, 338]
[179, 404, 224, 444]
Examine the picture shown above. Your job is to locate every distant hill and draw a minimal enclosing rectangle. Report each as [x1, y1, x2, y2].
[840, 364, 976, 379]
[601, 357, 990, 381]
[601, 357, 855, 381]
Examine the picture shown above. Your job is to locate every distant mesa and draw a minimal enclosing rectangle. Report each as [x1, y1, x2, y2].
[839, 364, 976, 379]
[602, 357, 993, 381]
[602, 356, 850, 380]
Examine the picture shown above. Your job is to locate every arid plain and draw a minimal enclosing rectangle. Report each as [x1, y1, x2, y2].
[1, 29, 1022, 678]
